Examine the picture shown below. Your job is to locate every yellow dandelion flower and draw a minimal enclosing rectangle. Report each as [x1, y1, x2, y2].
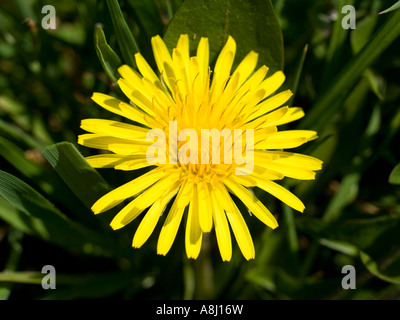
[79, 34, 322, 261]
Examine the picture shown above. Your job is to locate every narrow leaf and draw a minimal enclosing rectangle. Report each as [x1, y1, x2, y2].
[94, 23, 122, 83]
[0, 229, 23, 300]
[127, 0, 164, 38]
[322, 172, 361, 223]
[0, 118, 46, 150]
[389, 163, 400, 185]
[322, 0, 355, 85]
[287, 44, 308, 107]
[379, 1, 400, 14]
[0, 171, 128, 258]
[106, 0, 140, 68]
[42, 142, 109, 209]
[300, 8, 400, 131]
[360, 251, 400, 285]
[298, 215, 400, 252]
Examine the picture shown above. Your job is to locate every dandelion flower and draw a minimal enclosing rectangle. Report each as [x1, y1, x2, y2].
[79, 34, 322, 261]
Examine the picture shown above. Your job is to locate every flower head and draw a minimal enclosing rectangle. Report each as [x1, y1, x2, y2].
[79, 34, 322, 261]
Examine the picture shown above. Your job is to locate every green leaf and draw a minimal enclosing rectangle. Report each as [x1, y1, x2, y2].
[0, 271, 137, 299]
[94, 23, 122, 83]
[322, 0, 355, 85]
[0, 170, 128, 258]
[350, 15, 386, 100]
[106, 0, 140, 68]
[360, 251, 400, 285]
[298, 215, 400, 253]
[318, 238, 358, 257]
[0, 137, 42, 179]
[50, 22, 86, 46]
[0, 137, 91, 217]
[0, 118, 46, 150]
[300, 8, 400, 131]
[127, 0, 164, 38]
[350, 15, 378, 55]
[163, 0, 283, 73]
[364, 69, 386, 101]
[246, 267, 340, 299]
[389, 163, 400, 185]
[379, 1, 400, 14]
[15, 0, 37, 21]
[0, 137, 57, 194]
[0, 229, 23, 300]
[287, 44, 308, 107]
[0, 271, 44, 285]
[322, 172, 361, 223]
[42, 142, 109, 210]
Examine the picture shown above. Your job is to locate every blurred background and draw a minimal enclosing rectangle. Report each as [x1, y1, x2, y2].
[0, 0, 400, 300]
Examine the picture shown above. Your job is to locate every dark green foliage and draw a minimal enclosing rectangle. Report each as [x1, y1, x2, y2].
[0, 0, 400, 300]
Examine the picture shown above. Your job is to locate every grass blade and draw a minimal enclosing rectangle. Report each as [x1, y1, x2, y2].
[299, 8, 400, 131]
[0, 170, 128, 258]
[42, 142, 109, 210]
[379, 1, 400, 15]
[94, 23, 122, 83]
[106, 0, 140, 68]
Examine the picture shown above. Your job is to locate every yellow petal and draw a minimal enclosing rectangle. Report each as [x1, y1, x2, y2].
[237, 89, 267, 120]
[157, 185, 188, 256]
[78, 134, 152, 155]
[132, 181, 180, 248]
[151, 35, 176, 96]
[197, 180, 213, 232]
[236, 65, 269, 95]
[230, 50, 259, 90]
[256, 160, 316, 180]
[196, 37, 209, 91]
[237, 165, 284, 182]
[175, 34, 190, 66]
[110, 172, 180, 230]
[135, 52, 160, 84]
[114, 158, 154, 171]
[215, 183, 255, 260]
[224, 177, 278, 229]
[176, 180, 194, 208]
[151, 35, 173, 75]
[172, 48, 190, 97]
[91, 168, 167, 214]
[91, 93, 151, 127]
[252, 176, 305, 212]
[185, 189, 203, 259]
[118, 65, 151, 97]
[273, 107, 305, 126]
[117, 78, 155, 116]
[253, 126, 278, 145]
[80, 118, 148, 140]
[258, 71, 286, 99]
[86, 154, 146, 169]
[210, 185, 232, 262]
[78, 134, 137, 150]
[246, 90, 293, 122]
[211, 36, 236, 99]
[268, 151, 323, 171]
[255, 130, 318, 149]
[248, 105, 289, 131]
[108, 142, 151, 155]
